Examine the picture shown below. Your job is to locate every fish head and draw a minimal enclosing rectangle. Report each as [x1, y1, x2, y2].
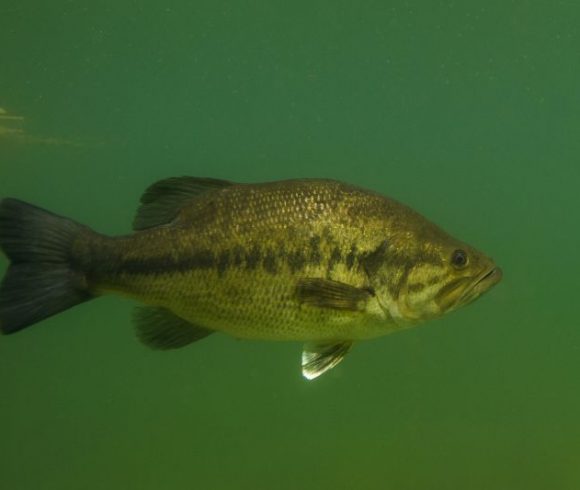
[365, 222, 502, 326]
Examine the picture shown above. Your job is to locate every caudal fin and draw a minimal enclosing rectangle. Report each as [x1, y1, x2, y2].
[0, 199, 94, 334]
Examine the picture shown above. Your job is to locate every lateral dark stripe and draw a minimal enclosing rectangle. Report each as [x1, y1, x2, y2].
[119, 251, 216, 275]
[287, 249, 306, 272]
[309, 235, 322, 265]
[346, 245, 357, 269]
[246, 245, 261, 270]
[263, 249, 278, 274]
[326, 246, 342, 276]
[217, 251, 230, 274]
[116, 244, 326, 276]
[232, 245, 244, 266]
[360, 240, 389, 277]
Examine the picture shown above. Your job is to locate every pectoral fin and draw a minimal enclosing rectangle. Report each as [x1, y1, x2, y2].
[296, 278, 374, 311]
[134, 306, 214, 350]
[302, 341, 353, 380]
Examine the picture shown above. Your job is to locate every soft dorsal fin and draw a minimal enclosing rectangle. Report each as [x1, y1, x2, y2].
[133, 176, 233, 230]
[134, 306, 214, 349]
[302, 341, 353, 380]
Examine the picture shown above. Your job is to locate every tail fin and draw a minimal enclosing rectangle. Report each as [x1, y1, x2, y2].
[0, 199, 94, 334]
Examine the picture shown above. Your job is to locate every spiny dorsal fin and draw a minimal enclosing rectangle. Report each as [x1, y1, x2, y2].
[296, 278, 374, 311]
[134, 306, 214, 350]
[133, 176, 234, 230]
[302, 341, 353, 380]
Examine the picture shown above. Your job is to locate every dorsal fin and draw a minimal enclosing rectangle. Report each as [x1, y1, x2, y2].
[133, 176, 233, 230]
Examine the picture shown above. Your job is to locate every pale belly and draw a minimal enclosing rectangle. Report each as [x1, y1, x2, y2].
[110, 264, 395, 342]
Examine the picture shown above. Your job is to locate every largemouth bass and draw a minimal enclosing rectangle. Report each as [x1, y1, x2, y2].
[0, 177, 502, 379]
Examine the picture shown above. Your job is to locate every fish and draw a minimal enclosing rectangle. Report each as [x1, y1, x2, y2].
[0, 177, 502, 379]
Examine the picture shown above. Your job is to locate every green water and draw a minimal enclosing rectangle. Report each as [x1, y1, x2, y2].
[1, 2, 579, 489]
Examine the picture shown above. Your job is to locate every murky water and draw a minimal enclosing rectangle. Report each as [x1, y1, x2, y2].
[1, 2, 579, 489]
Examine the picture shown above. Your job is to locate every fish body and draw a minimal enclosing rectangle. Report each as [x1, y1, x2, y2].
[0, 177, 502, 379]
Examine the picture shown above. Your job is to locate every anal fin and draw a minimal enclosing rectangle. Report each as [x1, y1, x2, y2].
[134, 306, 213, 350]
[302, 341, 353, 380]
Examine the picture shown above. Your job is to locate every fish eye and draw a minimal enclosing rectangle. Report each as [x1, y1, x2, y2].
[451, 249, 468, 268]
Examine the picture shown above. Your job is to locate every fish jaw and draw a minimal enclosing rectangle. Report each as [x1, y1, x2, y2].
[458, 266, 502, 307]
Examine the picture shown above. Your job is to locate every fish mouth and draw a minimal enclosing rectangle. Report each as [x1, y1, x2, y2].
[459, 266, 502, 305]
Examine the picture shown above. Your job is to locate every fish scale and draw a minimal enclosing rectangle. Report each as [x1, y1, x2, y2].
[0, 177, 501, 379]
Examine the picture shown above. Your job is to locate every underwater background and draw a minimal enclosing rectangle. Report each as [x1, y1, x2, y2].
[0, 1, 579, 489]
